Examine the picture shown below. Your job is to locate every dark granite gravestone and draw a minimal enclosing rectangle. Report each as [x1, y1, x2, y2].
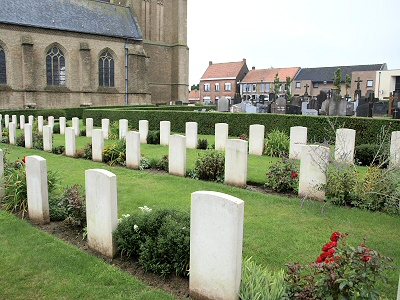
[291, 96, 301, 107]
[175, 101, 183, 105]
[356, 103, 373, 117]
[308, 98, 317, 110]
[372, 102, 389, 117]
[256, 104, 269, 113]
[392, 107, 400, 119]
[286, 105, 301, 115]
[346, 102, 355, 116]
[270, 102, 286, 114]
[269, 93, 276, 102]
[328, 98, 347, 116]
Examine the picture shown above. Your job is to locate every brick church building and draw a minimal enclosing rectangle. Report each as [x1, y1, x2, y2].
[0, 0, 189, 109]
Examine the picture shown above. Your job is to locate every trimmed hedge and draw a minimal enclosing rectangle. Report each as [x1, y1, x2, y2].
[83, 110, 400, 146]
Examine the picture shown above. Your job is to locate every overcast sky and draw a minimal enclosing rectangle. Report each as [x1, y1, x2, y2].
[187, 0, 400, 86]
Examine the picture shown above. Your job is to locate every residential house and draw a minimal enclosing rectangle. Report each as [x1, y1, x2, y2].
[293, 64, 387, 99]
[0, 0, 188, 109]
[239, 67, 300, 101]
[374, 69, 400, 100]
[200, 59, 249, 105]
[188, 89, 200, 103]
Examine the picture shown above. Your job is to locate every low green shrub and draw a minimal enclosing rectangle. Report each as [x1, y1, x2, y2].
[52, 123, 60, 134]
[32, 132, 44, 150]
[52, 145, 65, 155]
[102, 140, 126, 166]
[285, 232, 395, 299]
[114, 206, 190, 277]
[156, 154, 169, 171]
[264, 129, 289, 157]
[197, 138, 208, 150]
[265, 158, 299, 193]
[190, 150, 225, 182]
[49, 196, 68, 221]
[108, 121, 119, 140]
[15, 133, 25, 147]
[80, 129, 86, 136]
[139, 156, 151, 170]
[239, 257, 287, 300]
[354, 144, 388, 166]
[146, 130, 160, 144]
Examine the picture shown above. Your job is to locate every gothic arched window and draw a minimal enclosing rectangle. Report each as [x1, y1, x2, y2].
[99, 51, 114, 87]
[0, 45, 6, 84]
[46, 47, 66, 86]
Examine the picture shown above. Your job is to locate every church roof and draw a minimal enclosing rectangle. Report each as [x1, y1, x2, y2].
[294, 64, 387, 83]
[0, 0, 142, 40]
[242, 67, 301, 83]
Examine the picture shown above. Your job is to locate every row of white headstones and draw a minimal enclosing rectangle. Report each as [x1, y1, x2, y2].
[2, 114, 400, 299]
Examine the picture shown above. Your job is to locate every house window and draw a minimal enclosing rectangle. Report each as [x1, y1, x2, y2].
[252, 84, 257, 92]
[204, 83, 210, 91]
[215, 83, 220, 91]
[99, 51, 115, 87]
[313, 82, 319, 88]
[296, 82, 301, 88]
[260, 84, 264, 93]
[367, 80, 373, 87]
[46, 46, 66, 86]
[225, 82, 231, 91]
[0, 45, 6, 84]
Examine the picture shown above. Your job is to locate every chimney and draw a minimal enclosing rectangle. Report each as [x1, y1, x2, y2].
[243, 58, 246, 64]
[252, 66, 255, 70]
[209, 61, 213, 66]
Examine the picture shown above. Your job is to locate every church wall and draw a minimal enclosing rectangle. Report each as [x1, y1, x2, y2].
[0, 24, 150, 109]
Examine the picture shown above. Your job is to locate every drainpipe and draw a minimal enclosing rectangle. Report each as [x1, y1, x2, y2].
[125, 40, 129, 105]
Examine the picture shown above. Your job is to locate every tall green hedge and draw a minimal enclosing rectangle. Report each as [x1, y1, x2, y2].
[82, 110, 400, 146]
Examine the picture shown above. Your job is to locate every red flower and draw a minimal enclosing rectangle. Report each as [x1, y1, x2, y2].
[322, 241, 337, 251]
[291, 171, 298, 179]
[361, 249, 371, 262]
[22, 156, 26, 164]
[330, 232, 341, 242]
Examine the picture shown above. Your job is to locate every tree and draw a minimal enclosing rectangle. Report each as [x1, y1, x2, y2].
[190, 84, 199, 91]
[285, 76, 292, 101]
[333, 68, 342, 94]
[345, 74, 351, 98]
[273, 73, 280, 96]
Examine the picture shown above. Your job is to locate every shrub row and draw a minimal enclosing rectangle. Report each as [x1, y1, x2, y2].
[82, 110, 400, 146]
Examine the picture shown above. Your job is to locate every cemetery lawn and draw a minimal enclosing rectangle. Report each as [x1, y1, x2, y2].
[0, 210, 176, 300]
[3, 139, 400, 298]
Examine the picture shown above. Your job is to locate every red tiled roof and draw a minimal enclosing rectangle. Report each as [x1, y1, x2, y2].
[242, 67, 300, 83]
[189, 89, 200, 100]
[201, 60, 247, 80]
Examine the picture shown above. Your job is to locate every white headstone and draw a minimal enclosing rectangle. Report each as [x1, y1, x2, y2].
[334, 128, 356, 164]
[249, 124, 265, 156]
[126, 131, 141, 169]
[26, 156, 50, 224]
[186, 122, 198, 149]
[28, 115, 34, 125]
[102, 118, 110, 140]
[59, 117, 66, 134]
[72, 117, 80, 137]
[160, 121, 171, 146]
[119, 119, 128, 140]
[225, 139, 248, 187]
[43, 126, 52, 152]
[302, 109, 318, 116]
[92, 129, 104, 163]
[215, 123, 228, 151]
[301, 102, 309, 111]
[48, 116, 54, 131]
[169, 134, 186, 176]
[19, 115, 25, 130]
[86, 118, 93, 138]
[85, 169, 118, 258]
[24, 123, 33, 149]
[139, 120, 148, 144]
[8, 122, 16, 145]
[289, 126, 308, 159]
[390, 131, 400, 167]
[4, 114, 9, 128]
[38, 116, 44, 132]
[65, 127, 76, 157]
[298, 145, 330, 201]
[12, 115, 17, 126]
[190, 191, 244, 300]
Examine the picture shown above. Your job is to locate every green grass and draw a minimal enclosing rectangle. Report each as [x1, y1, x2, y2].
[2, 132, 399, 298]
[0, 210, 175, 300]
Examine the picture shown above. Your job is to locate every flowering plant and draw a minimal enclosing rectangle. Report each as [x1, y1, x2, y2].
[285, 232, 395, 299]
